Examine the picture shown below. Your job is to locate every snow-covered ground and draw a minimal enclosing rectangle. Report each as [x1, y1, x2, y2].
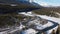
[36, 21, 54, 30]
[20, 12, 60, 24]
[20, 23, 26, 30]
[37, 15, 60, 24]
[0, 12, 60, 34]
[20, 28, 38, 34]
[0, 31, 7, 34]
[19, 12, 59, 34]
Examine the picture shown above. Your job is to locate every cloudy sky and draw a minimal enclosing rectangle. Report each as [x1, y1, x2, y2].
[34, 0, 60, 6]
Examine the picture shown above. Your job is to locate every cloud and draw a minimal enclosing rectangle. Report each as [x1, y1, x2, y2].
[39, 2, 49, 6]
[34, 0, 60, 7]
[34, 0, 50, 7]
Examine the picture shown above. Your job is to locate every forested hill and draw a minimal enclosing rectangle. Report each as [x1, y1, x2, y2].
[33, 6, 60, 18]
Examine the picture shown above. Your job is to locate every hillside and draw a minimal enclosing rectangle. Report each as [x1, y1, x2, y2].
[33, 6, 60, 18]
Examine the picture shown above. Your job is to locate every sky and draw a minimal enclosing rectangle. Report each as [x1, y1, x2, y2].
[33, 0, 60, 6]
